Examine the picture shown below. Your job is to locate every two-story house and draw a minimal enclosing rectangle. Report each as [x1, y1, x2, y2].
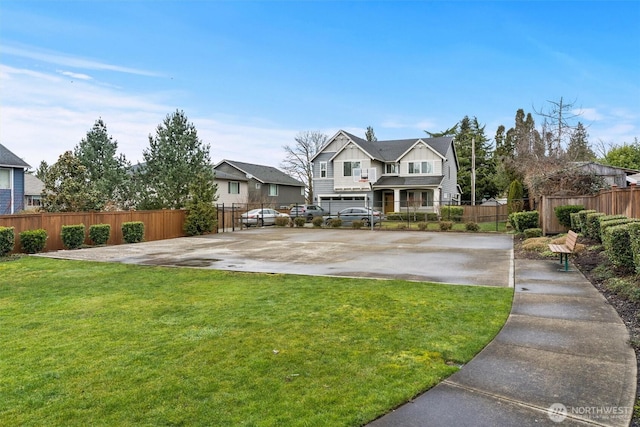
[213, 160, 305, 208]
[311, 130, 460, 215]
[0, 143, 30, 215]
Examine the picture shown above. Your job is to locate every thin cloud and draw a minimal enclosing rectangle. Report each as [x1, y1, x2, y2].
[58, 70, 92, 81]
[2, 44, 161, 77]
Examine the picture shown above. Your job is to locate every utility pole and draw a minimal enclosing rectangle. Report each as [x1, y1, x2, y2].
[471, 137, 476, 206]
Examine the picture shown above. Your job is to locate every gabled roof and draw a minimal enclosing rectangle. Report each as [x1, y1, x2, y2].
[24, 174, 45, 195]
[214, 170, 248, 181]
[0, 143, 30, 169]
[317, 130, 454, 163]
[214, 160, 304, 186]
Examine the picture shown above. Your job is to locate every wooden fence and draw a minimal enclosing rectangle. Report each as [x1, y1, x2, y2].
[0, 210, 187, 253]
[540, 184, 640, 234]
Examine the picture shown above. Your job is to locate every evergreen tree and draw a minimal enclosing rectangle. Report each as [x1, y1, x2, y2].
[365, 126, 377, 142]
[74, 119, 131, 209]
[602, 138, 640, 170]
[137, 110, 214, 210]
[183, 172, 218, 236]
[566, 122, 595, 161]
[454, 116, 498, 203]
[41, 151, 102, 212]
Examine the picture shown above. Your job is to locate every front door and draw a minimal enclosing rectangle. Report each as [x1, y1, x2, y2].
[384, 192, 394, 214]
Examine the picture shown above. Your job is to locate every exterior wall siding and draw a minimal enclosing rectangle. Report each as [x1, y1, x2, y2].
[14, 169, 25, 212]
[0, 189, 10, 215]
[440, 146, 459, 202]
[215, 179, 248, 206]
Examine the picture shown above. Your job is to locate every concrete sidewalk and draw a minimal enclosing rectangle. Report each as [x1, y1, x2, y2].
[368, 259, 636, 426]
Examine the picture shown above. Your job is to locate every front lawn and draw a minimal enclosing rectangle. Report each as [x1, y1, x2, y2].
[1, 257, 512, 426]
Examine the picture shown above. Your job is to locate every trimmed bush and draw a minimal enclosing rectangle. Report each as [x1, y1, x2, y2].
[577, 210, 597, 234]
[20, 229, 47, 254]
[599, 217, 633, 241]
[524, 228, 543, 238]
[602, 224, 635, 273]
[312, 217, 323, 228]
[628, 222, 640, 274]
[352, 220, 364, 229]
[386, 212, 437, 222]
[274, 216, 290, 227]
[329, 218, 342, 228]
[122, 221, 144, 244]
[89, 224, 111, 246]
[439, 221, 453, 231]
[0, 226, 15, 256]
[465, 221, 480, 232]
[509, 211, 539, 233]
[440, 206, 463, 222]
[584, 212, 605, 240]
[417, 222, 428, 231]
[570, 212, 581, 231]
[554, 205, 584, 228]
[293, 217, 306, 227]
[61, 224, 86, 249]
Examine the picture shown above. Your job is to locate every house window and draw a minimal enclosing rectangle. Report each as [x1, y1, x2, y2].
[228, 181, 240, 194]
[300, 187, 305, 196]
[408, 161, 433, 174]
[320, 162, 327, 178]
[27, 195, 42, 207]
[343, 161, 360, 177]
[0, 169, 10, 189]
[256, 183, 261, 189]
[269, 184, 278, 196]
[408, 190, 434, 207]
[385, 163, 398, 174]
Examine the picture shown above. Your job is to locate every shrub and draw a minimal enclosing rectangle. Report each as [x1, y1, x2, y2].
[329, 218, 342, 228]
[602, 224, 635, 273]
[89, 224, 111, 246]
[509, 211, 539, 233]
[312, 217, 323, 228]
[275, 216, 290, 227]
[570, 212, 581, 231]
[524, 228, 543, 238]
[0, 226, 15, 256]
[577, 210, 597, 234]
[507, 179, 524, 214]
[183, 173, 217, 236]
[439, 221, 453, 231]
[417, 222, 428, 231]
[20, 229, 47, 254]
[554, 205, 584, 228]
[352, 220, 364, 229]
[122, 221, 144, 244]
[61, 224, 86, 249]
[584, 212, 605, 240]
[395, 223, 407, 230]
[440, 206, 463, 222]
[465, 221, 480, 232]
[628, 222, 640, 274]
[386, 212, 436, 222]
[293, 217, 306, 227]
[599, 217, 633, 242]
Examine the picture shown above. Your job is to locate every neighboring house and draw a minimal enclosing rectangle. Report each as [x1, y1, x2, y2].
[24, 174, 45, 210]
[311, 130, 460, 214]
[571, 162, 639, 188]
[213, 160, 305, 207]
[0, 143, 30, 215]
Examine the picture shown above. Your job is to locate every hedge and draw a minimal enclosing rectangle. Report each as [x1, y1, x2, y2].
[554, 205, 584, 228]
[570, 212, 581, 231]
[0, 226, 15, 256]
[89, 224, 111, 246]
[440, 206, 463, 222]
[595, 215, 627, 242]
[122, 221, 145, 244]
[602, 224, 635, 273]
[509, 211, 539, 233]
[524, 228, 543, 238]
[584, 212, 605, 240]
[628, 222, 640, 274]
[386, 212, 438, 222]
[61, 224, 86, 250]
[577, 210, 597, 234]
[20, 229, 47, 254]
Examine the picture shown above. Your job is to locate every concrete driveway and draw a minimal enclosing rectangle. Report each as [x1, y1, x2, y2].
[40, 228, 514, 287]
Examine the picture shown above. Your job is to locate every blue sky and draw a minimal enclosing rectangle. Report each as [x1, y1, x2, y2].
[1, 1, 639, 170]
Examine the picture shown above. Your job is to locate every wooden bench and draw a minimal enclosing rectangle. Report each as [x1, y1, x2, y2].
[548, 230, 578, 271]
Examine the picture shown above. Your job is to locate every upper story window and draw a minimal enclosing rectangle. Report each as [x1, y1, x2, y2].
[343, 161, 361, 177]
[320, 162, 327, 178]
[0, 168, 10, 189]
[408, 161, 433, 174]
[228, 181, 240, 194]
[269, 184, 278, 196]
[385, 163, 398, 174]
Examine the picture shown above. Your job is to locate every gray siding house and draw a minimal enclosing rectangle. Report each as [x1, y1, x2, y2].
[214, 160, 305, 207]
[311, 130, 460, 214]
[0, 143, 30, 215]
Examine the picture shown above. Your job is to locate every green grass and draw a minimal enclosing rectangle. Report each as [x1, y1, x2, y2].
[1, 257, 512, 426]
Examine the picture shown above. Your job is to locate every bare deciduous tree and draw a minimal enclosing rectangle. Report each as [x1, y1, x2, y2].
[280, 131, 328, 203]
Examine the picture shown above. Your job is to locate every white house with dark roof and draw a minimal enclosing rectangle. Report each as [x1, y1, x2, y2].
[311, 130, 460, 214]
[213, 160, 305, 207]
[0, 143, 31, 214]
[24, 174, 45, 210]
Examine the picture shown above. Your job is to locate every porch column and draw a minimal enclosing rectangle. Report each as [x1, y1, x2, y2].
[394, 188, 401, 212]
[433, 188, 441, 213]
